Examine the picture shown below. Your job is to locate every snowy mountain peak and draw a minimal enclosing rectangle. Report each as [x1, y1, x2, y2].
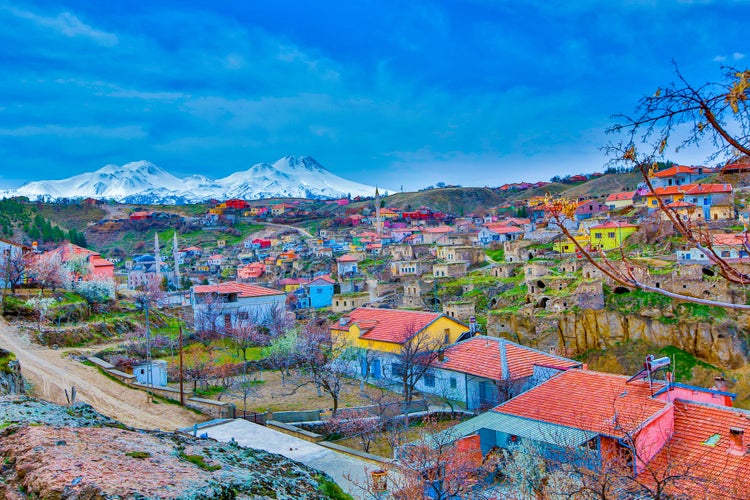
[2, 157, 384, 205]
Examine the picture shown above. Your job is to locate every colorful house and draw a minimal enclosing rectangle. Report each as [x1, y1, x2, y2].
[650, 164, 709, 188]
[438, 367, 744, 498]
[331, 307, 469, 381]
[336, 254, 358, 276]
[425, 335, 581, 410]
[605, 191, 638, 210]
[588, 221, 638, 251]
[306, 275, 335, 308]
[237, 262, 266, 280]
[191, 281, 286, 329]
[683, 183, 734, 220]
[575, 199, 610, 221]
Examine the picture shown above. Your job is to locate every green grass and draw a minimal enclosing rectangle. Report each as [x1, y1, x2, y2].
[178, 451, 222, 471]
[485, 248, 505, 262]
[659, 346, 718, 382]
[316, 475, 354, 500]
[125, 451, 152, 459]
[0, 351, 16, 374]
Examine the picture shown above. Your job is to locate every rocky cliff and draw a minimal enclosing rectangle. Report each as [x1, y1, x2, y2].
[0, 348, 24, 395]
[0, 397, 348, 499]
[489, 308, 749, 369]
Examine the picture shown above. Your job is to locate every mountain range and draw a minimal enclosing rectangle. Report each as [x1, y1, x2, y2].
[1, 156, 382, 204]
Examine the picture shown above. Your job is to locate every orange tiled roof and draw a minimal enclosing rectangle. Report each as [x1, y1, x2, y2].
[337, 254, 358, 262]
[712, 233, 747, 246]
[606, 191, 636, 202]
[423, 225, 454, 234]
[484, 224, 524, 234]
[335, 307, 448, 344]
[646, 401, 750, 498]
[684, 183, 733, 195]
[493, 369, 668, 438]
[666, 201, 696, 208]
[434, 336, 580, 381]
[193, 281, 283, 297]
[652, 165, 701, 177]
[649, 185, 694, 196]
[590, 221, 638, 230]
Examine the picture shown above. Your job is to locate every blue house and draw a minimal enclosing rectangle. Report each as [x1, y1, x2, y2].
[307, 275, 335, 308]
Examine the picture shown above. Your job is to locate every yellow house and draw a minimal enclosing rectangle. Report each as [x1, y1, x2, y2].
[588, 221, 638, 251]
[645, 185, 688, 209]
[208, 207, 224, 215]
[331, 307, 468, 355]
[554, 234, 590, 254]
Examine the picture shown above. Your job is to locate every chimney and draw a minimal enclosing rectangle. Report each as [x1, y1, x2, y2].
[499, 339, 510, 381]
[713, 376, 728, 392]
[729, 427, 746, 456]
[438, 350, 445, 362]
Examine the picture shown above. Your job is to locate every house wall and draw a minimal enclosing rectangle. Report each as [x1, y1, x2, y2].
[192, 293, 286, 328]
[633, 405, 675, 474]
[308, 283, 334, 308]
[334, 316, 467, 355]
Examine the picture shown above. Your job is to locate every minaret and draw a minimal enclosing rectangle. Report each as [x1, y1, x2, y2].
[173, 230, 180, 282]
[375, 187, 382, 236]
[154, 233, 162, 281]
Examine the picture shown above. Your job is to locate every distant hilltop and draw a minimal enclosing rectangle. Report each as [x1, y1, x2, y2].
[1, 156, 390, 205]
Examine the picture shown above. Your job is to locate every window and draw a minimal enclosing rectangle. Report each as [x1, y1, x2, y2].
[392, 363, 404, 378]
[450, 377, 457, 389]
[608, 232, 615, 239]
[423, 374, 435, 387]
[594, 233, 602, 239]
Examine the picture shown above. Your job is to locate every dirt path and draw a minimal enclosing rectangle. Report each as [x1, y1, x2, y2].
[0, 318, 202, 431]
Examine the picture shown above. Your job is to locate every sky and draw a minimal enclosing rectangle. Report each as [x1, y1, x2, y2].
[0, 0, 748, 192]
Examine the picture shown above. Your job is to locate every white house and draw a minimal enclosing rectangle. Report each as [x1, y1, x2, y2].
[418, 336, 581, 410]
[132, 360, 169, 387]
[191, 281, 286, 330]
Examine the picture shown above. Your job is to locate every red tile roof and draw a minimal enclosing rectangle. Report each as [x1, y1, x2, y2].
[590, 221, 638, 230]
[666, 201, 696, 208]
[434, 336, 580, 381]
[652, 165, 702, 177]
[423, 225, 454, 234]
[193, 281, 283, 297]
[484, 224, 523, 234]
[493, 369, 668, 438]
[684, 183, 733, 195]
[606, 191, 636, 202]
[649, 185, 694, 196]
[337, 254, 358, 262]
[712, 233, 748, 246]
[646, 401, 750, 498]
[335, 307, 453, 344]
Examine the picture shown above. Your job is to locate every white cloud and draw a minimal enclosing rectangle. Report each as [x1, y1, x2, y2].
[0, 125, 145, 139]
[713, 55, 727, 62]
[734, 52, 746, 60]
[5, 5, 118, 46]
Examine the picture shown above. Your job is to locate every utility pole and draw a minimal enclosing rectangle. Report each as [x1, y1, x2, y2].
[144, 300, 153, 403]
[1, 248, 10, 315]
[179, 324, 185, 405]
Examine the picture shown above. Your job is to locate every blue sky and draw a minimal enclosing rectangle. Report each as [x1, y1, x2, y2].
[0, 0, 747, 191]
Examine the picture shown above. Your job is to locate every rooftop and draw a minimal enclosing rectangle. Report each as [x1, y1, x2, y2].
[493, 369, 668, 438]
[334, 307, 455, 344]
[434, 336, 580, 381]
[193, 281, 283, 298]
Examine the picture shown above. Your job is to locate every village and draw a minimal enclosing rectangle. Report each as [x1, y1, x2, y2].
[3, 157, 750, 497]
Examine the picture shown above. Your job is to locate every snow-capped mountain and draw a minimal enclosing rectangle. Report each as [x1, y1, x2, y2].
[2, 156, 384, 204]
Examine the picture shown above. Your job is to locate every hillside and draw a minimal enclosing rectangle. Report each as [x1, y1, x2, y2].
[557, 171, 643, 200]
[0, 396, 348, 499]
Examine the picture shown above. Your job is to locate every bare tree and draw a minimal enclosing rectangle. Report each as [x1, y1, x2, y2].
[266, 302, 294, 338]
[184, 349, 210, 395]
[232, 368, 262, 417]
[193, 292, 225, 355]
[28, 252, 69, 293]
[390, 416, 499, 500]
[326, 409, 381, 454]
[291, 320, 348, 416]
[393, 323, 448, 404]
[552, 65, 750, 310]
[263, 330, 298, 386]
[227, 308, 263, 369]
[1, 246, 27, 295]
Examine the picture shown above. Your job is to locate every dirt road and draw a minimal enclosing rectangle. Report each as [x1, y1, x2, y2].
[0, 318, 201, 431]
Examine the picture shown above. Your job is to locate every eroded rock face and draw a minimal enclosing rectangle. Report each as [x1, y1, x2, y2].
[0, 397, 340, 500]
[0, 348, 24, 395]
[488, 309, 749, 368]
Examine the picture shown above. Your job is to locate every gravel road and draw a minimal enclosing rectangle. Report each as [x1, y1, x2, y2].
[0, 318, 201, 431]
